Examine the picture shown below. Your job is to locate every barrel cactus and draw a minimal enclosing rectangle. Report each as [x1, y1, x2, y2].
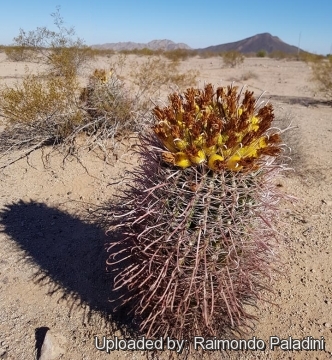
[108, 83, 289, 341]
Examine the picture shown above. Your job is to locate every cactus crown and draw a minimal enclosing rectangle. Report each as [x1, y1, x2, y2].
[153, 83, 281, 172]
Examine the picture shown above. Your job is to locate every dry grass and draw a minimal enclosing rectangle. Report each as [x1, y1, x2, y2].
[0, 52, 199, 167]
[221, 51, 245, 68]
[239, 71, 259, 81]
[3, 46, 37, 62]
[310, 57, 332, 101]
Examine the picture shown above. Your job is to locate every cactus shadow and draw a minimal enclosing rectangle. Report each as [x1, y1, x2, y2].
[0, 200, 135, 334]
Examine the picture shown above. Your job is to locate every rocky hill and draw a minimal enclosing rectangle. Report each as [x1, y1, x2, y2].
[197, 32, 302, 54]
[92, 33, 305, 55]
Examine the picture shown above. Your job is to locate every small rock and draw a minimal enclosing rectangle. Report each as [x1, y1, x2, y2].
[324, 322, 331, 328]
[322, 199, 332, 206]
[39, 330, 67, 360]
[0, 348, 8, 359]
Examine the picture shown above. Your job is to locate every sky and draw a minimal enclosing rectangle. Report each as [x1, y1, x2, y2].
[0, 0, 331, 54]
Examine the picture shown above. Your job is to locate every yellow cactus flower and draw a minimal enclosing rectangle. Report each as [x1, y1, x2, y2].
[193, 135, 205, 148]
[227, 154, 242, 171]
[153, 84, 279, 173]
[203, 144, 217, 156]
[217, 134, 226, 147]
[174, 138, 188, 151]
[189, 150, 206, 164]
[249, 116, 259, 132]
[175, 152, 192, 168]
[205, 105, 213, 115]
[160, 137, 177, 153]
[258, 137, 267, 148]
[208, 154, 224, 170]
[176, 112, 184, 126]
[238, 145, 257, 158]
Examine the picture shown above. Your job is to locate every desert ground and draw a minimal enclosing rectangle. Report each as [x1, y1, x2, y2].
[0, 53, 331, 360]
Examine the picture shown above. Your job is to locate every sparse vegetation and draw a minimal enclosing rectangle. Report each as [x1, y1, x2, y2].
[240, 71, 259, 81]
[162, 48, 197, 61]
[198, 51, 217, 59]
[268, 51, 291, 60]
[129, 56, 199, 108]
[0, 72, 82, 154]
[311, 56, 332, 101]
[0, 12, 198, 168]
[297, 52, 325, 64]
[4, 45, 37, 62]
[12, 6, 94, 77]
[221, 50, 244, 68]
[118, 48, 163, 57]
[256, 49, 267, 58]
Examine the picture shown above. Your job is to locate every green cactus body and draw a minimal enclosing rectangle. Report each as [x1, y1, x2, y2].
[108, 84, 288, 341]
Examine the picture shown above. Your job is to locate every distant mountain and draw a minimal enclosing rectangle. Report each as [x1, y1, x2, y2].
[196, 33, 302, 54]
[92, 39, 192, 51]
[92, 33, 306, 54]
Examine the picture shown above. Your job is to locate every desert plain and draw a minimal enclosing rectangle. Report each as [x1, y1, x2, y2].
[0, 52, 331, 359]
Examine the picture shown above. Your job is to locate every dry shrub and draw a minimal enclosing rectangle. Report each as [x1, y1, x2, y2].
[4, 46, 37, 62]
[12, 7, 94, 77]
[0, 8, 96, 166]
[162, 49, 197, 61]
[311, 57, 332, 101]
[79, 69, 135, 147]
[0, 73, 82, 148]
[221, 51, 245, 68]
[77, 58, 199, 157]
[0, 35, 199, 167]
[47, 46, 95, 77]
[256, 49, 266, 58]
[268, 51, 291, 60]
[239, 71, 259, 81]
[90, 48, 115, 58]
[129, 56, 199, 110]
[298, 52, 325, 64]
[198, 51, 216, 59]
[118, 48, 164, 57]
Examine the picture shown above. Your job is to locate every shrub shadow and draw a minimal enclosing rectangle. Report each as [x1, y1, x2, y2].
[0, 200, 135, 335]
[269, 94, 331, 108]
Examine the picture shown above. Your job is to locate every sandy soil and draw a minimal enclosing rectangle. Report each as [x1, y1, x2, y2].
[0, 53, 331, 360]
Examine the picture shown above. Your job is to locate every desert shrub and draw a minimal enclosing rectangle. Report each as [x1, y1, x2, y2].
[0, 8, 98, 167]
[12, 7, 94, 77]
[79, 69, 135, 141]
[4, 46, 37, 62]
[311, 57, 332, 100]
[68, 58, 199, 161]
[268, 51, 290, 60]
[256, 49, 267, 58]
[136, 48, 162, 57]
[0, 72, 83, 149]
[240, 71, 259, 81]
[298, 52, 325, 64]
[198, 51, 216, 59]
[221, 50, 244, 68]
[108, 84, 291, 344]
[89, 48, 115, 58]
[129, 56, 199, 113]
[0, 42, 198, 167]
[162, 49, 197, 61]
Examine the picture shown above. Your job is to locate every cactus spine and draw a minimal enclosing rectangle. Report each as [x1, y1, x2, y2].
[108, 84, 288, 341]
